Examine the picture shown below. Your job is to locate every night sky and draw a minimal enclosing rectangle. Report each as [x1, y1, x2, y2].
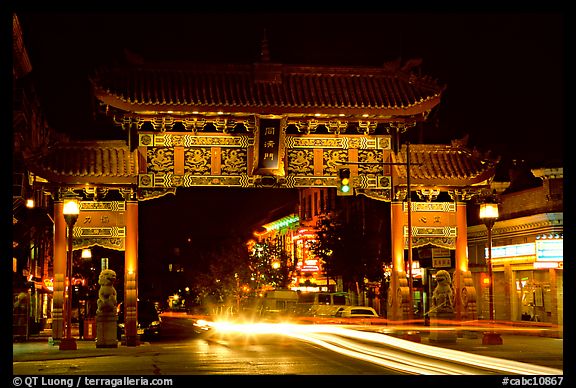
[13, 11, 566, 255]
[16, 12, 565, 165]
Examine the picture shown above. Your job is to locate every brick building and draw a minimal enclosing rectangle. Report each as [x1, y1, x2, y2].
[467, 165, 563, 329]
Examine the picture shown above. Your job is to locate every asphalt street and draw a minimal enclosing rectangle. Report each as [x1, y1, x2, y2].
[13, 328, 564, 371]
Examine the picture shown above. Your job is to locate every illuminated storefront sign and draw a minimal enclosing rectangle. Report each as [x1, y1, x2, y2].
[488, 239, 563, 268]
[487, 242, 535, 259]
[533, 261, 561, 269]
[536, 239, 563, 262]
[300, 259, 319, 272]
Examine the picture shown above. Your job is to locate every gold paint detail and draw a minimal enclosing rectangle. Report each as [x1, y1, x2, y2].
[287, 149, 314, 175]
[221, 148, 248, 175]
[147, 148, 174, 173]
[184, 148, 211, 175]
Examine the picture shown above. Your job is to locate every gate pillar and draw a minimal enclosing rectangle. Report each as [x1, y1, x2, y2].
[387, 200, 409, 321]
[123, 199, 139, 346]
[52, 200, 67, 340]
[453, 200, 477, 321]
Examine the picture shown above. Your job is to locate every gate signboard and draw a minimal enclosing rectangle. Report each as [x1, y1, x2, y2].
[403, 202, 458, 249]
[73, 201, 126, 251]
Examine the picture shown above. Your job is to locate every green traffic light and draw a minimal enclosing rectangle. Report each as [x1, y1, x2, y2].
[337, 167, 352, 195]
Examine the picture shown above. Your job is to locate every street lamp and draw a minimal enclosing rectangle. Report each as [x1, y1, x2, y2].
[479, 194, 503, 345]
[60, 198, 80, 350]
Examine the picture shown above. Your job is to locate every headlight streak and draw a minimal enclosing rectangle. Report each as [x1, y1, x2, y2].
[288, 331, 469, 375]
[287, 331, 423, 375]
[320, 326, 562, 375]
[207, 321, 562, 375]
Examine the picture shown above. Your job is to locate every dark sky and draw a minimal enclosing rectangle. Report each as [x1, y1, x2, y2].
[16, 12, 565, 168]
[13, 11, 566, 252]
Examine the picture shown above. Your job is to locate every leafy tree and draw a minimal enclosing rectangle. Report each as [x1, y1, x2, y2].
[248, 239, 290, 291]
[191, 234, 251, 309]
[310, 199, 387, 295]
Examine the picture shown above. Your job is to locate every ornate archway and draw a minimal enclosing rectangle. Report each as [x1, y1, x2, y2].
[26, 53, 496, 344]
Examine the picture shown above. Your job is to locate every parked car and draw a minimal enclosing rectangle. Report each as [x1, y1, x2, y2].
[334, 306, 379, 318]
[117, 300, 162, 341]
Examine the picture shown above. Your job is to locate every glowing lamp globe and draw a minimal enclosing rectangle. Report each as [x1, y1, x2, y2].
[479, 202, 499, 221]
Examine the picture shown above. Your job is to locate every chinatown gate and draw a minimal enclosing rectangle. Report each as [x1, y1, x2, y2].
[28, 48, 497, 345]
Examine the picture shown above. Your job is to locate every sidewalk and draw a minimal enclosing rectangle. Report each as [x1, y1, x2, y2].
[13, 329, 563, 371]
[418, 332, 564, 370]
[13, 330, 154, 362]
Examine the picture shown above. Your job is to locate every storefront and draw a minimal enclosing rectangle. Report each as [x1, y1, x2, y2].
[490, 236, 563, 325]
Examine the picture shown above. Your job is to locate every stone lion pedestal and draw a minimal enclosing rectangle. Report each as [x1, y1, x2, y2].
[95, 269, 118, 348]
[429, 311, 457, 343]
[96, 313, 118, 348]
[428, 270, 457, 343]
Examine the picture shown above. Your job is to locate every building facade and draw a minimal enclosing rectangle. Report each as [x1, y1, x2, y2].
[12, 14, 66, 338]
[467, 167, 563, 330]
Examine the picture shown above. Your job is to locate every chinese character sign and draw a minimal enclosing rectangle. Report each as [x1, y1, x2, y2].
[254, 118, 284, 174]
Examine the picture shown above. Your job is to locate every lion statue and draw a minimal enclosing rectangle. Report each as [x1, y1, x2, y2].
[432, 270, 454, 313]
[97, 269, 117, 315]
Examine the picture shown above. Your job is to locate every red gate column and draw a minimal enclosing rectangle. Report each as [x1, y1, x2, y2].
[454, 200, 477, 321]
[52, 200, 67, 340]
[388, 200, 409, 321]
[124, 199, 139, 346]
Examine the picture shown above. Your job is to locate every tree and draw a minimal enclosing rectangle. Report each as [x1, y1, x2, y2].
[191, 234, 252, 310]
[248, 239, 290, 291]
[310, 199, 387, 296]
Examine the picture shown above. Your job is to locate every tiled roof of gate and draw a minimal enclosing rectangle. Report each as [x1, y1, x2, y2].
[392, 143, 498, 187]
[28, 141, 137, 185]
[91, 61, 444, 117]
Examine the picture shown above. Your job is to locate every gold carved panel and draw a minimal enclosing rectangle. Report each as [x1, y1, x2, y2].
[184, 148, 211, 175]
[147, 148, 174, 173]
[138, 129, 391, 190]
[286, 149, 314, 175]
[221, 148, 248, 175]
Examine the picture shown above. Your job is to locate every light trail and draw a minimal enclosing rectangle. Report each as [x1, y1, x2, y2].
[205, 321, 563, 375]
[287, 331, 475, 375]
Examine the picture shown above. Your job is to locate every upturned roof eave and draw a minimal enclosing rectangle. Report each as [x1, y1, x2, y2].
[24, 140, 140, 187]
[393, 166, 497, 188]
[27, 165, 138, 186]
[93, 91, 442, 118]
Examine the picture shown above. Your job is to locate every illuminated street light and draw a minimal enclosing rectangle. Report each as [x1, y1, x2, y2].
[479, 193, 503, 345]
[60, 198, 80, 350]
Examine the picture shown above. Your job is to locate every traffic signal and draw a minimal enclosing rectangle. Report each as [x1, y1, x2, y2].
[337, 167, 353, 196]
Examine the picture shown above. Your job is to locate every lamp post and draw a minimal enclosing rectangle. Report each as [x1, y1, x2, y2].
[479, 195, 503, 345]
[59, 198, 79, 350]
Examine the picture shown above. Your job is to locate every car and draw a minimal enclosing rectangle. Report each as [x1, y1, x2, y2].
[334, 306, 379, 318]
[117, 300, 162, 341]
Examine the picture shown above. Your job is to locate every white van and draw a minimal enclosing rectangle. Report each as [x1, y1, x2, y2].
[258, 290, 299, 317]
[297, 292, 351, 317]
